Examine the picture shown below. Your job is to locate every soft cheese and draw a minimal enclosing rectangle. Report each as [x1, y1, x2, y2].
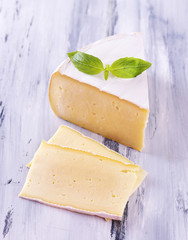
[27, 125, 147, 193]
[49, 33, 149, 150]
[20, 141, 139, 220]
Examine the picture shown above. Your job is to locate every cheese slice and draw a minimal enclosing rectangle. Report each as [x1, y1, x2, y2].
[27, 125, 147, 192]
[20, 141, 139, 220]
[49, 33, 149, 151]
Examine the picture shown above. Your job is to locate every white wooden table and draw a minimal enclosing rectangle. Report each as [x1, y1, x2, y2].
[0, 0, 188, 239]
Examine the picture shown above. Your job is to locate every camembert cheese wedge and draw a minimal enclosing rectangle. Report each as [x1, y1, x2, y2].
[20, 141, 140, 220]
[27, 125, 147, 193]
[49, 33, 149, 151]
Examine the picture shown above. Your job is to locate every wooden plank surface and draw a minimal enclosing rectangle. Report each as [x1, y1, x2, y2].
[0, 0, 188, 239]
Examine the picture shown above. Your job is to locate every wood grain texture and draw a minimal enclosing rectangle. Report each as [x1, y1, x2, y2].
[0, 0, 188, 239]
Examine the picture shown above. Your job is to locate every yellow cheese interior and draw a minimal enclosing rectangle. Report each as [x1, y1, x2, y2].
[49, 125, 132, 163]
[27, 125, 147, 192]
[49, 72, 149, 151]
[20, 141, 138, 218]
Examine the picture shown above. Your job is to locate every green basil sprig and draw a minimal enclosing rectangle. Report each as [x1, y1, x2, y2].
[67, 51, 151, 80]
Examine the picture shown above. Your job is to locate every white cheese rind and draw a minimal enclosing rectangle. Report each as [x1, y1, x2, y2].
[20, 196, 122, 220]
[59, 33, 149, 109]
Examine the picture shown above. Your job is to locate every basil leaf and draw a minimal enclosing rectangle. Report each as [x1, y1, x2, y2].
[67, 51, 152, 80]
[67, 51, 104, 75]
[110, 57, 151, 78]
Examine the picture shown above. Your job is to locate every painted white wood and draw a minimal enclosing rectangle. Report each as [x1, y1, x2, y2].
[0, 0, 188, 239]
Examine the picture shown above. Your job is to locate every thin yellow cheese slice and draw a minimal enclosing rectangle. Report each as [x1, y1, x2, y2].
[20, 141, 139, 220]
[27, 125, 147, 192]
